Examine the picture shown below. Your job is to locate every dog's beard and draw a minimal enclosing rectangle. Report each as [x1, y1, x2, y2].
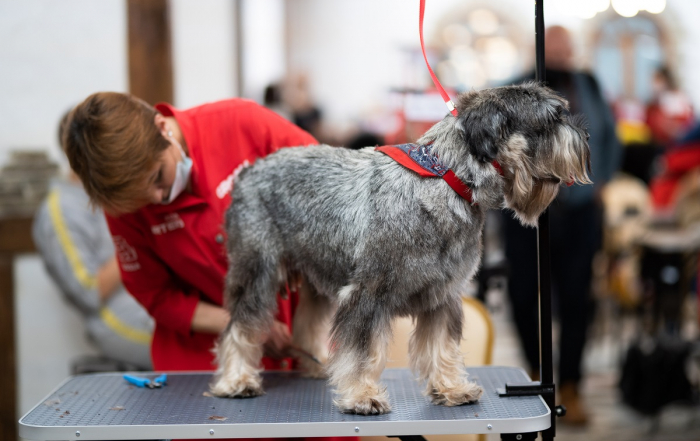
[505, 179, 560, 227]
[550, 125, 592, 185]
[501, 126, 590, 227]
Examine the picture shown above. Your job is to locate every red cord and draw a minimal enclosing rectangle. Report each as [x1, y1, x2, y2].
[419, 0, 458, 117]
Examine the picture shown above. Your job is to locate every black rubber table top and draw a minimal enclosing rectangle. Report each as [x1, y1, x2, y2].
[20, 366, 550, 440]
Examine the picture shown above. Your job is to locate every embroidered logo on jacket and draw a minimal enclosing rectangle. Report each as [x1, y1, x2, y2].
[113, 236, 140, 272]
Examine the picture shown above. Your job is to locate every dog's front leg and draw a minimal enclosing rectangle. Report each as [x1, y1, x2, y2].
[210, 321, 265, 397]
[292, 280, 333, 378]
[327, 287, 392, 415]
[409, 296, 483, 406]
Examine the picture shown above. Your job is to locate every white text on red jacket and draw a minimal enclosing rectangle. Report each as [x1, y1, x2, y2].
[151, 213, 186, 235]
[216, 160, 250, 199]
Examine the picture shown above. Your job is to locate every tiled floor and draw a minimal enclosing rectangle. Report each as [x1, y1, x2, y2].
[486, 287, 700, 441]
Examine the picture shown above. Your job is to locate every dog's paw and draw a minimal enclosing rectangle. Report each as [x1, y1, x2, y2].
[209, 374, 264, 398]
[336, 396, 392, 415]
[429, 381, 483, 406]
[335, 386, 392, 415]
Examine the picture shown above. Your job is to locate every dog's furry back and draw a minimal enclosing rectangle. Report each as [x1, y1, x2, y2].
[225, 145, 485, 328]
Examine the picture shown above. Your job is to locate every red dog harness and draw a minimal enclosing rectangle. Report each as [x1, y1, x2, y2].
[376, 144, 503, 204]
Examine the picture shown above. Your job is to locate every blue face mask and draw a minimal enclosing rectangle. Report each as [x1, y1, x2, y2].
[162, 133, 193, 204]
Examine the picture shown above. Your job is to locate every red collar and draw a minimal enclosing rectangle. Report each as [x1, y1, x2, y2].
[375, 144, 503, 204]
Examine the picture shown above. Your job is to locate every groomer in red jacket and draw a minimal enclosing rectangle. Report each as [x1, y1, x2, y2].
[66, 93, 317, 371]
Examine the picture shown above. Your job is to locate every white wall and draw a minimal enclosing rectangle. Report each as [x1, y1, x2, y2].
[0, 0, 127, 170]
[0, 0, 242, 170]
[284, 0, 466, 130]
[241, 0, 286, 103]
[669, 0, 700, 109]
[170, 0, 238, 108]
[284, 0, 529, 129]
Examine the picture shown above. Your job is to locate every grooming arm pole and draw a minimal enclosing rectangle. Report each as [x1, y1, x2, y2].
[498, 1, 559, 440]
[534, 2, 557, 438]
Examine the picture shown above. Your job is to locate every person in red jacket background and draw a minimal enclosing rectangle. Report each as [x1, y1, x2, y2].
[646, 66, 694, 149]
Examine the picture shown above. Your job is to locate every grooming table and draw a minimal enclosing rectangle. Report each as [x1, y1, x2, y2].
[19, 367, 550, 440]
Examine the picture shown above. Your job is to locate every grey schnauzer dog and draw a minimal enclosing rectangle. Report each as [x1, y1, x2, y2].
[210, 82, 591, 415]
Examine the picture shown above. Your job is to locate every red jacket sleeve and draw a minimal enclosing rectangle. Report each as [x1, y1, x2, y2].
[106, 213, 200, 336]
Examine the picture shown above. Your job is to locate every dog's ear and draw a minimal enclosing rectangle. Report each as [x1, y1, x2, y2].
[500, 134, 535, 219]
[457, 103, 506, 163]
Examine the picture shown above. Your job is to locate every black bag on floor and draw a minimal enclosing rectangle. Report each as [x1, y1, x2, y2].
[619, 336, 696, 415]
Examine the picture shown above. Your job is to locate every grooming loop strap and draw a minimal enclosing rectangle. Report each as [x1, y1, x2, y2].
[419, 0, 458, 116]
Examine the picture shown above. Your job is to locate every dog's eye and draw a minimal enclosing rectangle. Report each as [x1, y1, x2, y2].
[585, 132, 591, 141]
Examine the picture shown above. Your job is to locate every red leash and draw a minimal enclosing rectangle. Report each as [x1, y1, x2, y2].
[419, 0, 458, 117]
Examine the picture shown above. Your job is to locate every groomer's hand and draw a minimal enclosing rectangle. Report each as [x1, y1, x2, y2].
[191, 302, 231, 334]
[263, 320, 293, 359]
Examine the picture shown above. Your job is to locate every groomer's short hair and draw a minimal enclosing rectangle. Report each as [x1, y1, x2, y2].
[63, 92, 169, 214]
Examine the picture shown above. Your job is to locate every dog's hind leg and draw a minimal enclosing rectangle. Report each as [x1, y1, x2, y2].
[409, 296, 483, 406]
[327, 285, 392, 415]
[210, 253, 280, 398]
[292, 280, 333, 378]
[210, 316, 265, 397]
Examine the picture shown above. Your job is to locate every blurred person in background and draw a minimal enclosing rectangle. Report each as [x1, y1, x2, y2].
[649, 119, 700, 212]
[502, 25, 622, 425]
[263, 82, 292, 121]
[284, 73, 325, 141]
[32, 112, 154, 372]
[645, 66, 699, 213]
[646, 65, 694, 149]
[345, 132, 384, 150]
